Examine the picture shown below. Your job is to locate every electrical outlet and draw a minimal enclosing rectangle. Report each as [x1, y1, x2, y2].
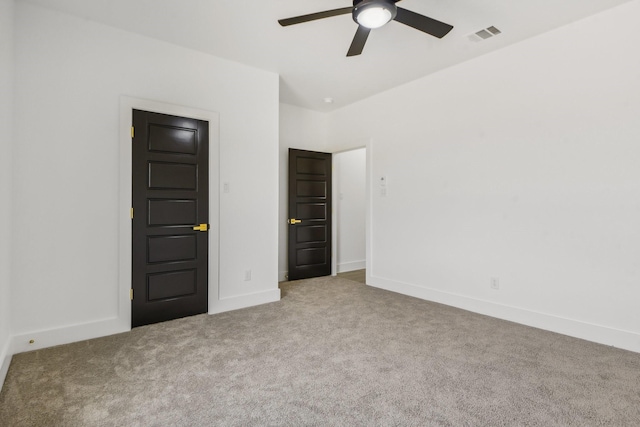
[490, 277, 500, 290]
[244, 269, 252, 281]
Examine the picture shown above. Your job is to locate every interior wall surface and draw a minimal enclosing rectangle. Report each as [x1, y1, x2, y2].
[0, 0, 15, 389]
[327, 0, 640, 352]
[278, 103, 329, 281]
[335, 148, 366, 272]
[11, 3, 280, 352]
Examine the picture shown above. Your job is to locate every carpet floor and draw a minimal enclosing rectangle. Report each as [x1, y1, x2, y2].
[1, 276, 639, 426]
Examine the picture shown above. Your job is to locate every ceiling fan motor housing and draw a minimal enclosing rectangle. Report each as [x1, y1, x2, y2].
[353, 0, 398, 28]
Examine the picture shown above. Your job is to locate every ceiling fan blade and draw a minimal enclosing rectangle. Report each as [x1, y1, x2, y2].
[347, 26, 371, 57]
[394, 7, 453, 38]
[278, 7, 353, 27]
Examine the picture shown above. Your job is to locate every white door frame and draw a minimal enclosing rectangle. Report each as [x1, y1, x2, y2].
[330, 138, 372, 285]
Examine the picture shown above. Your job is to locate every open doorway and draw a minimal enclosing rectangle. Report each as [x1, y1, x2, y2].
[333, 147, 367, 283]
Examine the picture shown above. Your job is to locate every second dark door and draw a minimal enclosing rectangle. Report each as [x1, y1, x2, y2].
[132, 109, 209, 327]
[288, 149, 332, 280]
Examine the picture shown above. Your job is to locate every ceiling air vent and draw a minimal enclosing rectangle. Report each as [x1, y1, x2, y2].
[468, 26, 502, 42]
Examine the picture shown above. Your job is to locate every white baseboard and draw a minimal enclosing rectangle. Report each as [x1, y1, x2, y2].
[368, 275, 640, 354]
[11, 317, 128, 356]
[209, 288, 281, 314]
[0, 338, 11, 393]
[5, 287, 282, 359]
[337, 260, 366, 273]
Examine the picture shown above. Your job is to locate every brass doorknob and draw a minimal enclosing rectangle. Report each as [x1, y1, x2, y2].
[288, 218, 302, 225]
[193, 224, 208, 232]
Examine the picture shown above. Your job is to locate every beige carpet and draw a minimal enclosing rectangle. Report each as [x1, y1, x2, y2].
[1, 276, 639, 426]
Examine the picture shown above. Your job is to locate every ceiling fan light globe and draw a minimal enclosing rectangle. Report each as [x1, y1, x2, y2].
[353, 0, 397, 29]
[357, 8, 391, 29]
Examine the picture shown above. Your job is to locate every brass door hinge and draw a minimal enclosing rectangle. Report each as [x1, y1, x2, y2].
[131, 126, 134, 138]
[130, 208, 134, 219]
[130, 289, 134, 300]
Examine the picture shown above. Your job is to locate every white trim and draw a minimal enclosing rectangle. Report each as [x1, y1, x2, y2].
[368, 274, 640, 354]
[209, 289, 281, 314]
[119, 96, 221, 329]
[365, 141, 373, 286]
[337, 260, 366, 273]
[0, 339, 11, 393]
[10, 317, 124, 355]
[330, 140, 372, 278]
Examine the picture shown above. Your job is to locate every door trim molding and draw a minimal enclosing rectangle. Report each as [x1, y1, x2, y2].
[329, 139, 372, 281]
[119, 96, 220, 329]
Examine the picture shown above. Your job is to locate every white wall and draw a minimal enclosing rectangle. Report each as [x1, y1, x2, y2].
[327, 0, 640, 352]
[278, 103, 328, 281]
[335, 148, 366, 272]
[0, 0, 14, 388]
[11, 3, 280, 353]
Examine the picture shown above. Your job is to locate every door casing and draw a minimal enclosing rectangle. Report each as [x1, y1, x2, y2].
[284, 143, 372, 282]
[331, 147, 368, 276]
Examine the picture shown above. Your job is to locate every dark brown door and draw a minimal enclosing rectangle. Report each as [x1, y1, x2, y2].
[132, 110, 209, 327]
[288, 149, 332, 280]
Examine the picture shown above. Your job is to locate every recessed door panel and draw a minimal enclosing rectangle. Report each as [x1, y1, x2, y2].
[296, 225, 326, 244]
[147, 269, 197, 301]
[148, 162, 197, 190]
[148, 235, 197, 263]
[297, 203, 326, 220]
[148, 199, 197, 226]
[148, 124, 197, 155]
[296, 157, 327, 176]
[297, 180, 326, 198]
[296, 248, 326, 267]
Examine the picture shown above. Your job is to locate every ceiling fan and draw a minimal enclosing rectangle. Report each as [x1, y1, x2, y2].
[278, 0, 454, 57]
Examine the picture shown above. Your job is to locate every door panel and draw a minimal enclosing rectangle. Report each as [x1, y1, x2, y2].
[297, 181, 326, 197]
[296, 247, 327, 266]
[148, 125, 197, 154]
[297, 203, 326, 220]
[132, 109, 209, 327]
[288, 149, 332, 280]
[296, 225, 326, 244]
[147, 235, 197, 263]
[148, 199, 197, 226]
[148, 162, 197, 189]
[147, 269, 197, 301]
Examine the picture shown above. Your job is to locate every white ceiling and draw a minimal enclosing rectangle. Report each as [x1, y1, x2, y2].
[21, 0, 632, 112]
